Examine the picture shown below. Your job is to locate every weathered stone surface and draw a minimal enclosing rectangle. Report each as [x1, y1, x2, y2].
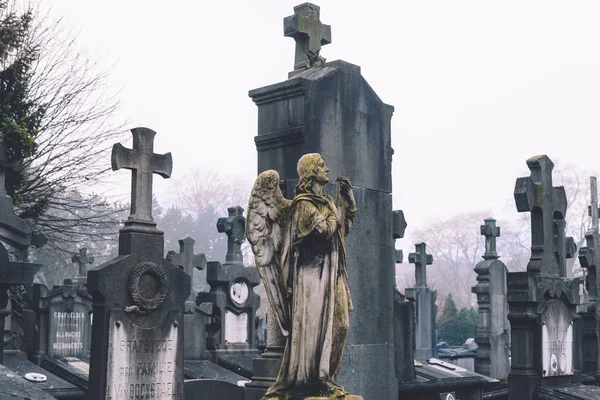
[184, 359, 247, 384]
[0, 362, 56, 400]
[472, 219, 510, 381]
[184, 379, 244, 400]
[87, 127, 189, 400]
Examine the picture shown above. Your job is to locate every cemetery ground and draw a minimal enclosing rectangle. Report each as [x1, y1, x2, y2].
[3, 2, 600, 400]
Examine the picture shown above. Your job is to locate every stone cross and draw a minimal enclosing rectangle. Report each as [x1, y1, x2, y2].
[284, 3, 331, 70]
[481, 219, 500, 260]
[393, 210, 407, 263]
[0, 145, 21, 198]
[408, 242, 433, 287]
[111, 127, 172, 225]
[217, 206, 246, 265]
[72, 247, 94, 278]
[580, 177, 600, 301]
[166, 237, 207, 302]
[514, 155, 568, 275]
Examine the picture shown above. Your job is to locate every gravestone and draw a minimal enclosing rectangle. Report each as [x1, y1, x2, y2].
[167, 237, 213, 362]
[30, 280, 92, 362]
[472, 219, 510, 380]
[508, 155, 581, 399]
[248, 3, 397, 396]
[72, 248, 94, 285]
[406, 242, 437, 361]
[87, 127, 190, 400]
[198, 206, 260, 356]
[578, 176, 600, 378]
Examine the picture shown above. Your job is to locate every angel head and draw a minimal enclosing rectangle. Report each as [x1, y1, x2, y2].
[295, 153, 329, 195]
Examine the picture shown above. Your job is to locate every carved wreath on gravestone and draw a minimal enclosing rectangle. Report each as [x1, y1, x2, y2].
[127, 262, 168, 311]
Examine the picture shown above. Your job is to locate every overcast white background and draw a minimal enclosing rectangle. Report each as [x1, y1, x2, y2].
[46, 1, 600, 255]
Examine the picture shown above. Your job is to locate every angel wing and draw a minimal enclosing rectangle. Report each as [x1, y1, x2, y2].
[246, 170, 292, 336]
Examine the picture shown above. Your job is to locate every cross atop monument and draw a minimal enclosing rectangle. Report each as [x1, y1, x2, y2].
[579, 177, 600, 301]
[514, 155, 567, 275]
[408, 242, 433, 287]
[217, 206, 246, 265]
[167, 237, 206, 302]
[112, 127, 172, 228]
[284, 2, 331, 71]
[72, 247, 94, 279]
[481, 219, 500, 260]
[0, 144, 22, 198]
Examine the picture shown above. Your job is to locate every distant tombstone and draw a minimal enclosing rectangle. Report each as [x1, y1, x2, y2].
[87, 128, 190, 400]
[166, 237, 212, 361]
[508, 155, 580, 399]
[29, 280, 92, 362]
[198, 206, 260, 355]
[472, 218, 510, 380]
[578, 176, 600, 375]
[406, 242, 437, 361]
[71, 248, 94, 284]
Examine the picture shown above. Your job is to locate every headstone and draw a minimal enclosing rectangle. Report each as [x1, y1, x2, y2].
[29, 280, 92, 363]
[406, 242, 437, 361]
[248, 3, 396, 397]
[72, 248, 94, 284]
[198, 206, 260, 355]
[472, 219, 510, 380]
[508, 155, 580, 399]
[87, 127, 190, 400]
[578, 176, 600, 377]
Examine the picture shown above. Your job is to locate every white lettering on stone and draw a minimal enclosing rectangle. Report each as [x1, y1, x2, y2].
[225, 310, 248, 343]
[105, 316, 183, 400]
[49, 311, 87, 358]
[541, 300, 573, 377]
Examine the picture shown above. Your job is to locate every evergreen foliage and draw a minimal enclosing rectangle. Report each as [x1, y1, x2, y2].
[437, 294, 478, 346]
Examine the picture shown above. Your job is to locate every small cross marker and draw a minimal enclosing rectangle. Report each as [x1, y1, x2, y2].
[72, 247, 94, 279]
[481, 219, 500, 260]
[217, 206, 246, 265]
[408, 242, 433, 287]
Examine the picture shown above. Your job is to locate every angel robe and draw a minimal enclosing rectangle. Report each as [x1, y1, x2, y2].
[267, 192, 355, 397]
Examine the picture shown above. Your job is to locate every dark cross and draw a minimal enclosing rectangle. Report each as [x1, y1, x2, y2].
[393, 210, 407, 263]
[167, 237, 206, 279]
[72, 247, 94, 278]
[579, 177, 600, 301]
[217, 206, 246, 265]
[514, 155, 567, 275]
[284, 3, 331, 70]
[554, 218, 577, 277]
[111, 127, 172, 223]
[408, 242, 433, 287]
[481, 219, 500, 260]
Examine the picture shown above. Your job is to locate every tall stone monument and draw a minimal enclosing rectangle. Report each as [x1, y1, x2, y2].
[406, 242, 437, 361]
[507, 155, 580, 399]
[0, 145, 43, 363]
[87, 127, 190, 400]
[578, 176, 600, 377]
[247, 4, 396, 397]
[472, 219, 510, 380]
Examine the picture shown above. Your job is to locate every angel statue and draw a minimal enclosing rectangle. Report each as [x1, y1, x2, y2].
[247, 153, 359, 399]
